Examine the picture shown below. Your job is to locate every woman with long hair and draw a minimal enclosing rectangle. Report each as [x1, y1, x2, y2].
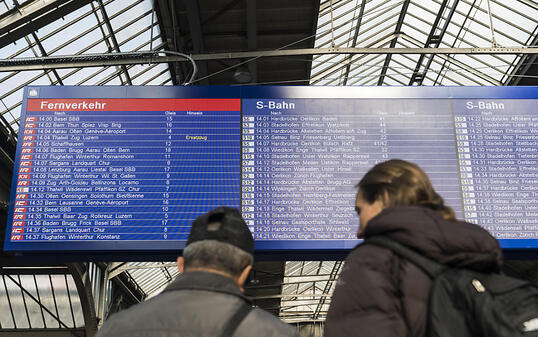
[324, 159, 502, 337]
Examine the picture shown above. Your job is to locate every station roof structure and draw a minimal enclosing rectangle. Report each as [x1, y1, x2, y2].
[1, 0, 538, 333]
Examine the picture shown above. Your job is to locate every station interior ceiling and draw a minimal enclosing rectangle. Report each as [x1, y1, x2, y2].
[0, 0, 538, 335]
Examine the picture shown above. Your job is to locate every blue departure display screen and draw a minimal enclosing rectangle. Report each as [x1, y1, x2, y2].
[4, 86, 538, 252]
[242, 98, 462, 249]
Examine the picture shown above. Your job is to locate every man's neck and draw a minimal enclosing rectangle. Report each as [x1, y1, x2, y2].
[184, 267, 236, 281]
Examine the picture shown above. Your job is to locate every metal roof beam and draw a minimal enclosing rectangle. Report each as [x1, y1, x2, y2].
[319, 0, 351, 14]
[0, 266, 69, 275]
[402, 11, 511, 76]
[184, 0, 208, 84]
[0, 0, 94, 49]
[67, 263, 98, 337]
[313, 261, 341, 320]
[311, 33, 397, 84]
[29, 34, 63, 85]
[249, 279, 339, 290]
[251, 293, 332, 300]
[317, 0, 367, 33]
[431, 0, 477, 85]
[314, 0, 399, 53]
[282, 318, 327, 323]
[155, 0, 182, 85]
[377, 0, 411, 85]
[246, 0, 257, 83]
[11, 1, 139, 58]
[408, 0, 459, 85]
[398, 34, 502, 85]
[342, 0, 367, 85]
[2, 274, 79, 334]
[346, 56, 386, 86]
[424, 0, 527, 50]
[75, 39, 164, 86]
[1, 47, 537, 72]
[516, 0, 538, 11]
[0, 328, 86, 335]
[107, 262, 177, 280]
[505, 26, 538, 85]
[95, 0, 132, 85]
[201, 0, 242, 26]
[462, 0, 535, 37]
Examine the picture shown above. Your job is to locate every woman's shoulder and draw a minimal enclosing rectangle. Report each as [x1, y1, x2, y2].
[344, 241, 398, 272]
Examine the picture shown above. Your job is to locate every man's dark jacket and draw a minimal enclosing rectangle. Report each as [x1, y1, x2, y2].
[324, 206, 503, 337]
[96, 271, 297, 337]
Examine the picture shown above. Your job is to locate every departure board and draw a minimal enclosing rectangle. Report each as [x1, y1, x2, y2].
[452, 99, 538, 246]
[6, 86, 241, 251]
[4, 86, 538, 253]
[242, 98, 462, 249]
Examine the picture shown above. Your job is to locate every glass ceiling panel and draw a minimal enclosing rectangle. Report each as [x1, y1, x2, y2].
[0, 273, 84, 329]
[0, 0, 11, 15]
[311, 54, 347, 83]
[119, 262, 179, 299]
[311, 0, 538, 87]
[1, 69, 51, 127]
[398, 38, 493, 85]
[384, 75, 405, 86]
[360, 2, 401, 31]
[152, 68, 174, 85]
[1, 35, 32, 65]
[349, 64, 382, 85]
[406, 2, 439, 38]
[120, 25, 156, 51]
[0, 0, 171, 132]
[79, 66, 120, 86]
[402, 18, 430, 42]
[115, 14, 154, 45]
[109, 0, 149, 27]
[131, 63, 168, 85]
[311, 0, 402, 64]
[280, 261, 341, 322]
[37, 6, 97, 51]
[391, 53, 419, 82]
[105, 0, 142, 17]
[84, 40, 111, 55]
[347, 54, 384, 83]
[105, 77, 123, 85]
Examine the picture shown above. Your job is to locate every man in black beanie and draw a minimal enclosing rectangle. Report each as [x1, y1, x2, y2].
[97, 207, 297, 337]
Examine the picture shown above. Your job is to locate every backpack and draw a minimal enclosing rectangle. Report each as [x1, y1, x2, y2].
[366, 236, 538, 337]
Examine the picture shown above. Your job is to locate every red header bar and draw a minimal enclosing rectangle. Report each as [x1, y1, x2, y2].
[27, 98, 241, 111]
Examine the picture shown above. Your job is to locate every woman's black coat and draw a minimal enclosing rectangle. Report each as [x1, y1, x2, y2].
[324, 206, 503, 337]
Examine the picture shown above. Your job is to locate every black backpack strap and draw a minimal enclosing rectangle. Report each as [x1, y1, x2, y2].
[220, 301, 252, 337]
[365, 236, 446, 278]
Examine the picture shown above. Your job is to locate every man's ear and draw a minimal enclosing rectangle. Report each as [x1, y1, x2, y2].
[236, 265, 252, 291]
[382, 190, 390, 206]
[177, 256, 184, 273]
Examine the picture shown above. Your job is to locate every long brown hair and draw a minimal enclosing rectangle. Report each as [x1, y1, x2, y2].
[357, 159, 456, 221]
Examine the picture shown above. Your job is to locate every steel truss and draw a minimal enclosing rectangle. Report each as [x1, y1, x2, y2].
[0, 263, 144, 337]
[1, 47, 537, 73]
